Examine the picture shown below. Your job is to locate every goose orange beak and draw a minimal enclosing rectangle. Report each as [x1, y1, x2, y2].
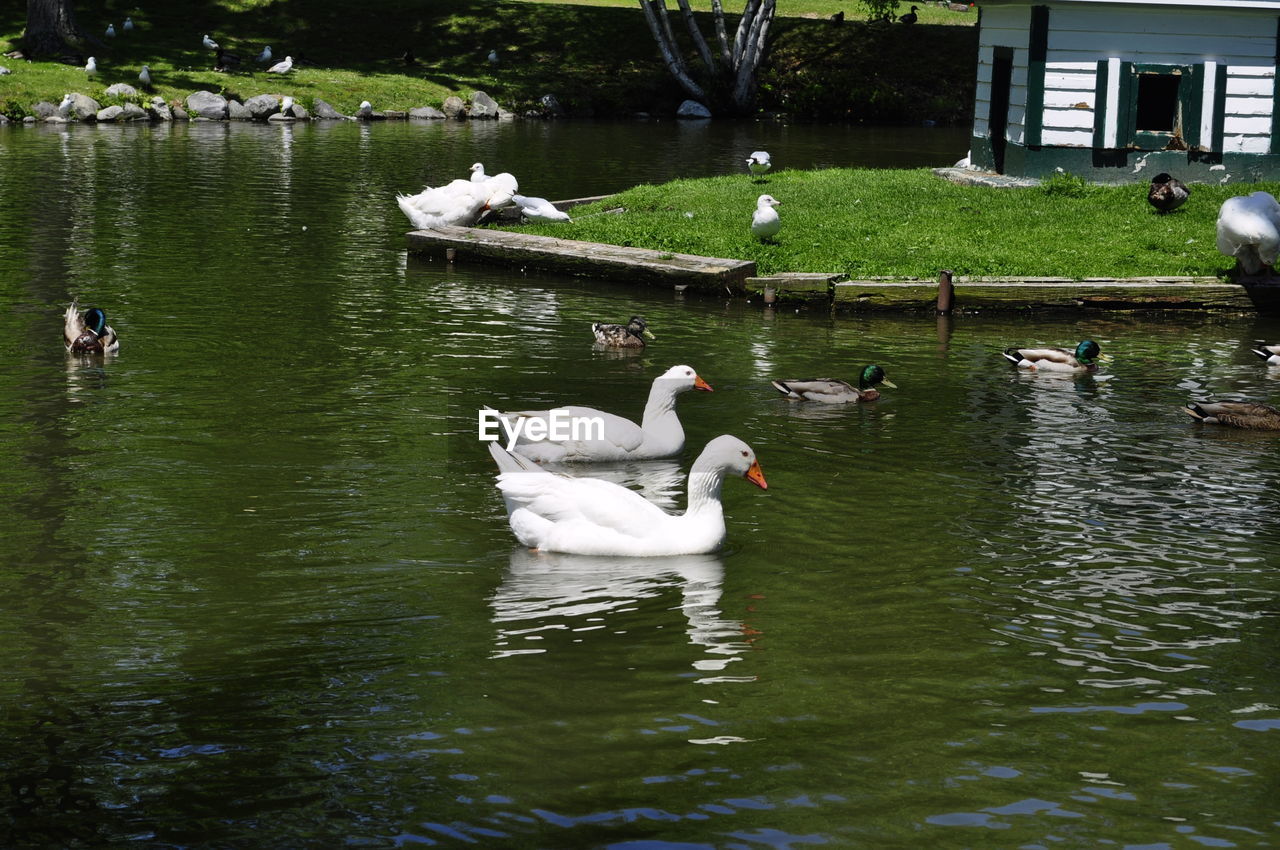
[745, 459, 767, 490]
[694, 375, 713, 392]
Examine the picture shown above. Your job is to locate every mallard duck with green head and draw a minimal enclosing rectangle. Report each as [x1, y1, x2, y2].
[771, 365, 897, 403]
[1183, 401, 1280, 430]
[1002, 340, 1101, 372]
[592, 315, 654, 349]
[63, 300, 119, 354]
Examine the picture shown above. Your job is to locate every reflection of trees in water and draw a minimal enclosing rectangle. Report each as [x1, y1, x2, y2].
[492, 550, 756, 683]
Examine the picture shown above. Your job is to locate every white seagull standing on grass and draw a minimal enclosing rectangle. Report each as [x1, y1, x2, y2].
[138, 65, 152, 87]
[256, 45, 273, 63]
[84, 57, 97, 78]
[203, 33, 219, 50]
[267, 55, 294, 74]
[105, 24, 116, 37]
[751, 194, 781, 241]
[123, 16, 134, 32]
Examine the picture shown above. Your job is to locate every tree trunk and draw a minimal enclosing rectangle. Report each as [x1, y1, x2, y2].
[22, 0, 84, 58]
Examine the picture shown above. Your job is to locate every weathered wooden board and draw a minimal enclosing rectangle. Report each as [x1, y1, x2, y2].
[832, 278, 1252, 312]
[406, 226, 756, 291]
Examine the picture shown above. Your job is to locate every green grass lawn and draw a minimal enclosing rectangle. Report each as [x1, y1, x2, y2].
[0, 0, 974, 120]
[504, 169, 1253, 280]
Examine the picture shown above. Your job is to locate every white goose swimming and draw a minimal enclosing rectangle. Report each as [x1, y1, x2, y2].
[491, 364, 712, 463]
[489, 434, 767, 556]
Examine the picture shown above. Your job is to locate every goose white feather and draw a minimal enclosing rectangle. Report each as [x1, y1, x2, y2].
[1216, 191, 1280, 276]
[751, 194, 781, 240]
[397, 178, 490, 229]
[489, 434, 767, 556]
[491, 364, 712, 463]
[512, 194, 571, 222]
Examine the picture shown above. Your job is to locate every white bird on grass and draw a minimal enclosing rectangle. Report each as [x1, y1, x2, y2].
[746, 150, 771, 179]
[123, 16, 134, 32]
[84, 57, 97, 78]
[488, 434, 767, 557]
[1216, 191, 1280, 276]
[488, 49, 499, 65]
[512, 194, 571, 223]
[266, 55, 293, 74]
[397, 179, 492, 230]
[751, 194, 781, 241]
[202, 33, 219, 50]
[138, 65, 152, 88]
[105, 24, 116, 37]
[255, 45, 273, 63]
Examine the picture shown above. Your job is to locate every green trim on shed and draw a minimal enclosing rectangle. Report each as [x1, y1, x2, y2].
[1186, 63, 1205, 150]
[1211, 62, 1228, 153]
[1024, 6, 1050, 147]
[1092, 59, 1109, 149]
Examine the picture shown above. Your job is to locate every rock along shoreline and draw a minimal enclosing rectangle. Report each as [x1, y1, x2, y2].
[2, 87, 524, 125]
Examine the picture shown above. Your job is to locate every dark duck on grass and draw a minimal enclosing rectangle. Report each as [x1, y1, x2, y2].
[64, 300, 119, 355]
[1184, 401, 1280, 430]
[899, 5, 919, 24]
[772, 365, 897, 403]
[1148, 172, 1189, 213]
[592, 316, 655, 349]
[1002, 340, 1102, 372]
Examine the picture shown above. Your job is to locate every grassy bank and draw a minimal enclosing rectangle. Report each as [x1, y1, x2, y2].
[0, 0, 974, 121]
[503, 170, 1259, 280]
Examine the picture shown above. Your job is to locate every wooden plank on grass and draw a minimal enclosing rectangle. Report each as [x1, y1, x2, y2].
[832, 278, 1251, 311]
[406, 226, 755, 291]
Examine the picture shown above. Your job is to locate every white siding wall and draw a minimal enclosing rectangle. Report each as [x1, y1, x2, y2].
[976, 3, 1277, 152]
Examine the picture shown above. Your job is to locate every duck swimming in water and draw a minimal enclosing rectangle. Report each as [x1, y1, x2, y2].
[592, 315, 654, 349]
[1002, 340, 1102, 372]
[771, 365, 897, 403]
[64, 300, 119, 354]
[1184, 400, 1280, 430]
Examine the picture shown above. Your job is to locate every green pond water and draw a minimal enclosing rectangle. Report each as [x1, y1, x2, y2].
[1, 120, 1278, 848]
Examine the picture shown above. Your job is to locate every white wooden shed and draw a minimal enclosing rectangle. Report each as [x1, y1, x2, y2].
[970, 0, 1280, 182]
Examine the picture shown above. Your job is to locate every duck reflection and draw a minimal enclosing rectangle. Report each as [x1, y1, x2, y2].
[491, 550, 756, 683]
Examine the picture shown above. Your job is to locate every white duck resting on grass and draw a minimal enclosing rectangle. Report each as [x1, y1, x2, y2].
[1216, 191, 1280, 276]
[489, 434, 767, 556]
[512, 194, 571, 222]
[489, 364, 712, 463]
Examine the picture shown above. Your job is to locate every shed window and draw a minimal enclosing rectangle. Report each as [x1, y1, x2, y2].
[1135, 74, 1181, 133]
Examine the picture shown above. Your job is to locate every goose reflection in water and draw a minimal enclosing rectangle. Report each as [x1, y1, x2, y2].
[491, 550, 757, 683]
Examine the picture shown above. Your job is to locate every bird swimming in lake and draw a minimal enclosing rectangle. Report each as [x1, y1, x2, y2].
[488, 434, 765, 556]
[256, 45, 273, 63]
[751, 194, 781, 241]
[746, 150, 771, 179]
[123, 16, 133, 32]
[1216, 191, 1280, 276]
[105, 23, 116, 37]
[202, 33, 219, 50]
[512, 194, 571, 223]
[138, 65, 152, 88]
[592, 315, 654, 349]
[771, 366, 897, 403]
[488, 364, 712, 463]
[266, 55, 293, 74]
[1148, 172, 1189, 213]
[84, 57, 97, 78]
[64, 300, 119, 355]
[900, 5, 919, 23]
[1183, 400, 1280, 430]
[1250, 344, 1280, 366]
[1002, 340, 1102, 372]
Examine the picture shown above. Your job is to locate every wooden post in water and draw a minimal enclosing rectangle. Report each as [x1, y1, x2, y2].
[446, 248, 457, 262]
[936, 269, 955, 315]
